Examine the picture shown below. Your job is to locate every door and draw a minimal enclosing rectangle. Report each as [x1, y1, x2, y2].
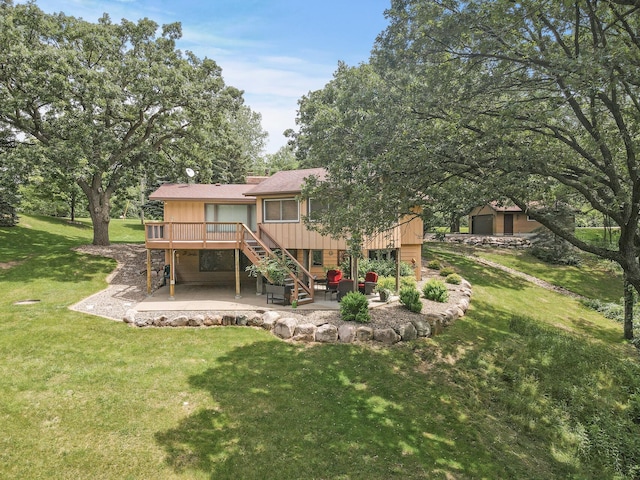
[504, 214, 514, 235]
[472, 215, 493, 235]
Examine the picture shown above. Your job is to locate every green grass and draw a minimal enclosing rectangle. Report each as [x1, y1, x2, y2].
[1, 215, 639, 479]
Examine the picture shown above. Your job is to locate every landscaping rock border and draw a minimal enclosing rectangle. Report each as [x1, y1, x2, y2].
[122, 279, 473, 345]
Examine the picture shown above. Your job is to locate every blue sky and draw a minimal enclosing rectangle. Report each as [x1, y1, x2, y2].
[29, 0, 391, 153]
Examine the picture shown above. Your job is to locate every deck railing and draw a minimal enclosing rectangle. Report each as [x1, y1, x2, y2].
[145, 222, 245, 245]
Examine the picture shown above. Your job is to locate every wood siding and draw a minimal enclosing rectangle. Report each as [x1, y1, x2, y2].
[469, 205, 541, 235]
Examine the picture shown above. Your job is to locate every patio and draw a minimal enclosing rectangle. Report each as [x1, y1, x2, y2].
[137, 284, 392, 312]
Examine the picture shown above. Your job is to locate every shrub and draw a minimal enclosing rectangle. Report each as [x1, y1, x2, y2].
[399, 286, 422, 313]
[530, 227, 581, 265]
[340, 257, 415, 279]
[422, 279, 449, 303]
[400, 276, 417, 289]
[439, 266, 456, 277]
[445, 273, 462, 285]
[427, 260, 441, 270]
[376, 276, 396, 293]
[340, 292, 370, 323]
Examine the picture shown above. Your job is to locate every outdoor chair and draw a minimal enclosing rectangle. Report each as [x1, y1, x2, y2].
[337, 279, 356, 302]
[325, 269, 342, 299]
[358, 271, 378, 295]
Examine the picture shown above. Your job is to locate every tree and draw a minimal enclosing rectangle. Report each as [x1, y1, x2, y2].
[371, 0, 640, 340]
[0, 1, 244, 244]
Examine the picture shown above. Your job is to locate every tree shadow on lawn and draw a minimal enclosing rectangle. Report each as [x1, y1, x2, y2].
[154, 339, 572, 480]
[0, 225, 114, 285]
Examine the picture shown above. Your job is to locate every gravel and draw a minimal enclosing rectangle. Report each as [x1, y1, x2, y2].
[69, 243, 469, 329]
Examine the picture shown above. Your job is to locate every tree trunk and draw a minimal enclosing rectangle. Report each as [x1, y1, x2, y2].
[623, 275, 634, 340]
[449, 214, 460, 233]
[85, 188, 111, 246]
[70, 191, 76, 222]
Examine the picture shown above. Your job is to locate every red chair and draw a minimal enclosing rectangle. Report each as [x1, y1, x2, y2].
[325, 269, 342, 299]
[358, 272, 378, 295]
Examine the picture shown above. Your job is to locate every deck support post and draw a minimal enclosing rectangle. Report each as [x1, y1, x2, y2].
[146, 249, 152, 295]
[169, 248, 175, 300]
[235, 248, 242, 298]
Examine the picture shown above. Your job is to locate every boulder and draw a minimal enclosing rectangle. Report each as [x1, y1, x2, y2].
[395, 322, 417, 341]
[315, 324, 339, 343]
[410, 319, 431, 338]
[123, 309, 137, 324]
[338, 324, 356, 343]
[170, 315, 189, 327]
[203, 314, 222, 326]
[134, 318, 149, 328]
[355, 326, 374, 342]
[373, 328, 401, 345]
[293, 323, 316, 342]
[261, 311, 280, 330]
[222, 314, 236, 326]
[246, 313, 264, 327]
[274, 317, 298, 339]
[235, 315, 248, 326]
[187, 315, 204, 327]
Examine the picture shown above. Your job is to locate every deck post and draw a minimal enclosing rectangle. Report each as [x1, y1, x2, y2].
[146, 249, 152, 295]
[235, 248, 241, 298]
[169, 248, 175, 299]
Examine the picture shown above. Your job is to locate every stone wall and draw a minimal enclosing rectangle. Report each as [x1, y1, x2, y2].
[122, 279, 473, 346]
[429, 234, 532, 249]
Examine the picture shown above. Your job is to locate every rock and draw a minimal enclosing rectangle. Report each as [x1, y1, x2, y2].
[262, 311, 280, 330]
[395, 322, 417, 341]
[187, 315, 204, 327]
[315, 324, 339, 343]
[203, 314, 222, 326]
[134, 318, 149, 327]
[123, 309, 137, 324]
[235, 315, 248, 326]
[274, 317, 297, 339]
[222, 314, 236, 326]
[458, 297, 470, 312]
[293, 323, 316, 342]
[373, 328, 401, 345]
[355, 326, 374, 342]
[170, 315, 189, 327]
[153, 315, 169, 327]
[338, 324, 355, 343]
[410, 319, 431, 337]
[246, 313, 264, 327]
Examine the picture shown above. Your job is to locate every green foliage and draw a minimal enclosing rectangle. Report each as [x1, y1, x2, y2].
[245, 256, 292, 286]
[339, 291, 371, 323]
[0, 199, 18, 227]
[376, 276, 397, 293]
[422, 279, 449, 303]
[400, 276, 417, 289]
[427, 259, 441, 270]
[530, 228, 581, 266]
[340, 256, 414, 279]
[399, 286, 422, 313]
[0, 2, 251, 244]
[445, 273, 462, 285]
[439, 266, 455, 277]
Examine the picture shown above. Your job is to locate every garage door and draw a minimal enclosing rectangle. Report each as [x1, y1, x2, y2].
[472, 215, 493, 235]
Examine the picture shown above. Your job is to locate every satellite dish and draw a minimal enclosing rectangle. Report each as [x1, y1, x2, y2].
[185, 168, 195, 178]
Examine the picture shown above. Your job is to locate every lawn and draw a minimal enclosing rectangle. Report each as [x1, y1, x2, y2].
[1, 215, 639, 479]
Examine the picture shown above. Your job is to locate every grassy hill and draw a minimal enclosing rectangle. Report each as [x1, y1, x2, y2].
[1, 215, 639, 479]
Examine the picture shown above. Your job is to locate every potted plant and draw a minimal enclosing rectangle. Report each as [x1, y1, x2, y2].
[246, 256, 293, 304]
[375, 276, 396, 303]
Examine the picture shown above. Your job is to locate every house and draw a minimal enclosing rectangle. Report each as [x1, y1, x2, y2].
[144, 168, 424, 304]
[468, 202, 542, 236]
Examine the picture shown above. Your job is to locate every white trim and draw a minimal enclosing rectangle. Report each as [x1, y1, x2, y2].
[263, 198, 300, 223]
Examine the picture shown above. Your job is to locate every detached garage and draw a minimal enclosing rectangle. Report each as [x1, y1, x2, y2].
[469, 203, 541, 236]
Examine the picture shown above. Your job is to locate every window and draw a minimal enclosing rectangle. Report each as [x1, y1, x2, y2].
[205, 204, 256, 231]
[311, 249, 323, 266]
[307, 198, 328, 221]
[263, 198, 299, 222]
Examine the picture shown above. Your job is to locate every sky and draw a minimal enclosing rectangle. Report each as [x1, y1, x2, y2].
[28, 0, 392, 154]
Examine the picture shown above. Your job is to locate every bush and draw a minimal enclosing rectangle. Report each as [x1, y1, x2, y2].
[340, 292, 370, 323]
[399, 286, 423, 313]
[340, 257, 415, 279]
[427, 259, 441, 270]
[422, 279, 449, 303]
[376, 276, 396, 293]
[530, 227, 581, 265]
[439, 266, 456, 277]
[445, 273, 462, 285]
[400, 276, 417, 289]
